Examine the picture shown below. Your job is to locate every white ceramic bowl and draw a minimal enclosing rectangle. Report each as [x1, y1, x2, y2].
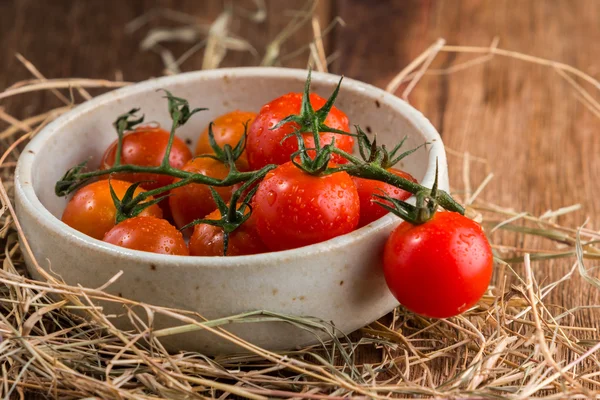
[15, 67, 449, 354]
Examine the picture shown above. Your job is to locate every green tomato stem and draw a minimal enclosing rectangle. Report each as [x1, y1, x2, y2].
[331, 148, 465, 216]
[114, 136, 123, 167]
[161, 121, 180, 168]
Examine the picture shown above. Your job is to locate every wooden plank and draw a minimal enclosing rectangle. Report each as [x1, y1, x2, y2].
[0, 0, 194, 122]
[334, 0, 600, 361]
[0, 0, 327, 122]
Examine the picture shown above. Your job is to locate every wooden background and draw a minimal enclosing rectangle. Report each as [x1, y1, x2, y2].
[2, 0, 600, 368]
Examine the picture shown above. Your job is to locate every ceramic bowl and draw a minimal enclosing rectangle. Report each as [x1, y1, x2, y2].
[14, 67, 449, 354]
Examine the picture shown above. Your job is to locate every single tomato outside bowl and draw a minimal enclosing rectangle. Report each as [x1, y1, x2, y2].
[14, 67, 450, 355]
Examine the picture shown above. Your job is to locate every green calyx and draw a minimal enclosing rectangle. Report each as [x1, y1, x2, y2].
[179, 189, 250, 256]
[180, 169, 264, 256]
[160, 90, 207, 128]
[272, 69, 349, 138]
[55, 160, 90, 197]
[159, 89, 207, 168]
[372, 160, 441, 225]
[108, 179, 165, 224]
[288, 131, 336, 175]
[195, 121, 247, 164]
[355, 126, 426, 169]
[273, 69, 355, 175]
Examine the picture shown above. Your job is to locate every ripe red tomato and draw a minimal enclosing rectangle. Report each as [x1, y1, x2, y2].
[195, 110, 256, 170]
[383, 212, 493, 318]
[103, 216, 189, 255]
[246, 93, 353, 170]
[188, 207, 268, 256]
[168, 157, 239, 230]
[61, 179, 162, 240]
[353, 168, 417, 228]
[100, 125, 192, 191]
[253, 161, 360, 251]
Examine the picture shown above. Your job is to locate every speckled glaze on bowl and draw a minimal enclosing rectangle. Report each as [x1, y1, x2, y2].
[15, 67, 449, 354]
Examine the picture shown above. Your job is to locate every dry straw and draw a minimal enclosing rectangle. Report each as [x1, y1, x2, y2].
[1, 3, 600, 399]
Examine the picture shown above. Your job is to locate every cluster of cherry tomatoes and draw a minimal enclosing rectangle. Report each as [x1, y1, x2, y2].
[58, 73, 493, 318]
[61, 90, 417, 256]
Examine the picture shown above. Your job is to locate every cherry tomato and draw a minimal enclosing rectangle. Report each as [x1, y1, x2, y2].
[246, 93, 353, 170]
[353, 168, 417, 228]
[188, 207, 268, 256]
[100, 125, 192, 191]
[103, 216, 189, 255]
[61, 179, 162, 240]
[383, 212, 493, 318]
[168, 157, 239, 230]
[253, 161, 360, 251]
[195, 110, 256, 170]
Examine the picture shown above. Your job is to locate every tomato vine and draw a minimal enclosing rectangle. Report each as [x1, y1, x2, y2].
[56, 71, 465, 237]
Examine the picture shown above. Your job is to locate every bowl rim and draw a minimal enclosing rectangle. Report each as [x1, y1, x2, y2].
[15, 67, 447, 267]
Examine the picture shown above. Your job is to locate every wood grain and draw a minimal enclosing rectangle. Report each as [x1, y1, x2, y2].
[0, 0, 326, 121]
[2, 0, 600, 388]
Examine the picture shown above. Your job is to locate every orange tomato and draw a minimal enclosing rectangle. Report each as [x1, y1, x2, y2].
[195, 111, 256, 170]
[169, 157, 240, 230]
[61, 179, 162, 240]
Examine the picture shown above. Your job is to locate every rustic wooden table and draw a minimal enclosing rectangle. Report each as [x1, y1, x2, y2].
[2, 0, 599, 385]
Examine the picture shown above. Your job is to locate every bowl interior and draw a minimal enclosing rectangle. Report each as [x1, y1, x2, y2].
[26, 68, 437, 233]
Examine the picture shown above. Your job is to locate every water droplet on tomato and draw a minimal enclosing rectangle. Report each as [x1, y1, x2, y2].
[266, 191, 277, 205]
[459, 233, 473, 245]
